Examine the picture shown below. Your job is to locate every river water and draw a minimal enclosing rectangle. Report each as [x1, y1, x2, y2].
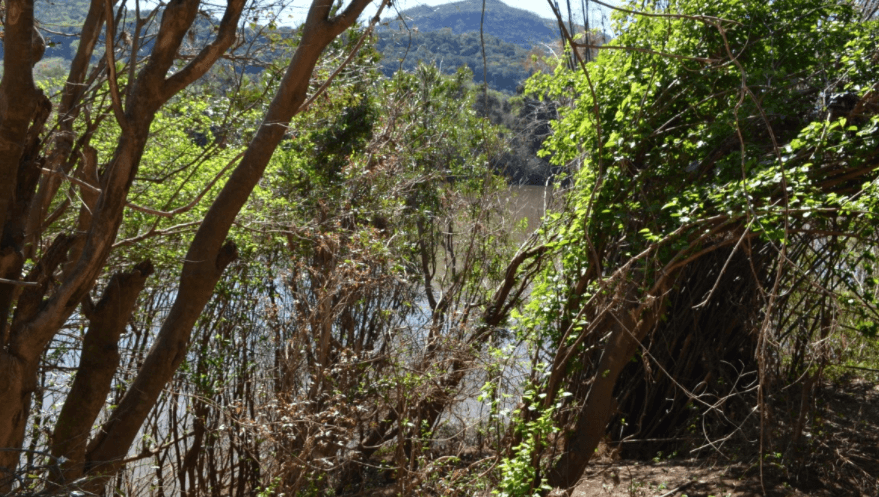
[26, 184, 559, 494]
[500, 184, 555, 240]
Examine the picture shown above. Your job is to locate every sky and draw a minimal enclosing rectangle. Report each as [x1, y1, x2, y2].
[125, 0, 615, 30]
[360, 0, 612, 27]
[368, 0, 570, 21]
[241, 0, 614, 29]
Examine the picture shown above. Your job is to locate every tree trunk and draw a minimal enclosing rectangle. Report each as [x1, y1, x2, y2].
[79, 0, 373, 489]
[2, 0, 377, 489]
[545, 285, 668, 489]
[50, 261, 154, 484]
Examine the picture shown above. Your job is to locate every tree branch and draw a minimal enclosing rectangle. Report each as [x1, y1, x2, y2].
[161, 0, 247, 100]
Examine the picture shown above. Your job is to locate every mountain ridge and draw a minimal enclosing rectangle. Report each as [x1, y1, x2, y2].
[383, 0, 562, 48]
[16, 0, 557, 94]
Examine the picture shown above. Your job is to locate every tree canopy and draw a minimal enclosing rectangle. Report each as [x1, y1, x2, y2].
[516, 0, 879, 489]
[1, 0, 878, 495]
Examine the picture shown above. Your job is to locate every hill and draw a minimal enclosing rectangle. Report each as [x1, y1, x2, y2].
[382, 0, 560, 48]
[374, 0, 581, 92]
[375, 28, 532, 93]
[35, 0, 91, 28]
[16, 0, 555, 93]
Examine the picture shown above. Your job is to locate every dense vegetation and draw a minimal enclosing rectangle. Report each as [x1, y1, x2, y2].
[21, 0, 565, 94]
[519, 0, 879, 490]
[382, 0, 560, 48]
[375, 29, 531, 93]
[17, 0, 566, 184]
[1, 0, 878, 496]
[34, 0, 91, 27]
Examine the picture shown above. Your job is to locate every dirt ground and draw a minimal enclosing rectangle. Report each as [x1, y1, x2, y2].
[572, 460, 764, 497]
[358, 378, 879, 496]
[567, 378, 879, 497]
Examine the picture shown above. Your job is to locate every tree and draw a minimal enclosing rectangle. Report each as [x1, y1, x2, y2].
[0, 0, 381, 491]
[506, 0, 879, 490]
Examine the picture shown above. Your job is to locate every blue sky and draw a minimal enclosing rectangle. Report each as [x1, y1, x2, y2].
[369, 0, 575, 20]
[126, 0, 615, 30]
[362, 0, 612, 28]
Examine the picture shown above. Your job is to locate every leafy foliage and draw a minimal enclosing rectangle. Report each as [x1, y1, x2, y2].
[382, 0, 560, 48]
[496, 0, 879, 490]
[375, 28, 531, 93]
[526, 0, 879, 331]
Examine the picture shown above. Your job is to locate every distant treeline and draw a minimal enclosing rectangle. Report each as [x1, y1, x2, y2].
[375, 29, 535, 94]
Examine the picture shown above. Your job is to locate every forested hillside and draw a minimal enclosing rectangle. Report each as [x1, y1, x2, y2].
[35, 0, 91, 26]
[375, 29, 531, 93]
[18, 0, 562, 183]
[375, 0, 584, 92]
[22, 0, 565, 94]
[382, 0, 560, 47]
[1, 0, 878, 496]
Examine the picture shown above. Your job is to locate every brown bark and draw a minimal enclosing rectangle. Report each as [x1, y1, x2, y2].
[50, 260, 154, 485]
[0, 91, 51, 342]
[0, 3, 45, 482]
[0, 0, 49, 342]
[1, 0, 378, 488]
[0, 0, 246, 487]
[22, 0, 108, 262]
[0, 234, 79, 490]
[0, 0, 39, 229]
[545, 286, 669, 489]
[78, 0, 374, 487]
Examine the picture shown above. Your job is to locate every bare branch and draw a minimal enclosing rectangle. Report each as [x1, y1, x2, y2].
[299, 0, 390, 113]
[0, 278, 38, 288]
[162, 0, 247, 100]
[572, 42, 721, 63]
[103, 0, 129, 132]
